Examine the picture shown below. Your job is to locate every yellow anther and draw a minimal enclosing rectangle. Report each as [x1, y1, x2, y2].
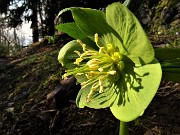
[81, 81, 86, 86]
[86, 90, 94, 102]
[95, 33, 98, 44]
[85, 74, 92, 79]
[99, 86, 103, 93]
[99, 47, 105, 54]
[80, 53, 86, 58]
[74, 50, 81, 56]
[108, 70, 116, 75]
[99, 79, 103, 86]
[99, 79, 104, 93]
[82, 44, 86, 51]
[77, 39, 83, 45]
[74, 57, 83, 65]
[87, 58, 99, 65]
[77, 40, 86, 51]
[98, 68, 103, 72]
[76, 73, 84, 76]
[84, 50, 95, 56]
[92, 83, 99, 91]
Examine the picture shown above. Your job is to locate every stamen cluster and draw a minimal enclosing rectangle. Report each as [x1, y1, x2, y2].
[64, 33, 125, 101]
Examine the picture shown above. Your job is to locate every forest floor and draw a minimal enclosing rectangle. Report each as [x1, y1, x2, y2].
[0, 33, 180, 135]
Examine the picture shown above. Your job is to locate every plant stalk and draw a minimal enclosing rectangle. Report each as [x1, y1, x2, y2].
[119, 121, 128, 135]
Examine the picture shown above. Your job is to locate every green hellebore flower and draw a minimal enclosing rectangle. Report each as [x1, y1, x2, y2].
[63, 34, 124, 102]
[57, 2, 162, 122]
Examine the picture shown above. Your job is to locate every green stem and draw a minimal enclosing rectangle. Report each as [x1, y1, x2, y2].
[119, 121, 128, 135]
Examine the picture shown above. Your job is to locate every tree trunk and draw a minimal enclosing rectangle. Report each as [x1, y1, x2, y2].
[38, 1, 46, 38]
[46, 0, 56, 36]
[0, 28, 2, 46]
[31, 1, 39, 43]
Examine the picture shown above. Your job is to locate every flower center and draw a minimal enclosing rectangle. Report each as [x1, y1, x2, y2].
[64, 33, 125, 102]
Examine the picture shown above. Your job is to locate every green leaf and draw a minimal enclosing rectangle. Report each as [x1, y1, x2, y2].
[110, 59, 162, 122]
[57, 7, 124, 50]
[155, 48, 180, 61]
[70, 8, 112, 37]
[161, 69, 180, 82]
[155, 48, 180, 82]
[56, 22, 86, 39]
[106, 3, 154, 65]
[162, 67, 180, 82]
[58, 7, 71, 17]
[160, 60, 180, 68]
[58, 40, 82, 69]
